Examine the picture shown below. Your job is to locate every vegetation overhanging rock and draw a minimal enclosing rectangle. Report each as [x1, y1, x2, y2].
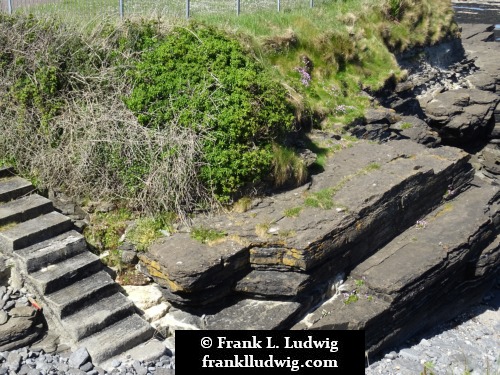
[0, 0, 459, 223]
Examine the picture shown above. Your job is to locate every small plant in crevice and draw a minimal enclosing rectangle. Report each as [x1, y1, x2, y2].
[126, 211, 176, 252]
[415, 219, 427, 230]
[343, 290, 359, 305]
[421, 360, 436, 375]
[190, 226, 226, 245]
[272, 144, 308, 189]
[232, 197, 252, 213]
[84, 207, 133, 255]
[354, 278, 365, 287]
[284, 206, 302, 218]
[255, 222, 271, 238]
[443, 184, 456, 200]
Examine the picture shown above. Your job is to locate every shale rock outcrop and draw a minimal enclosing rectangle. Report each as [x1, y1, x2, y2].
[137, 24, 500, 358]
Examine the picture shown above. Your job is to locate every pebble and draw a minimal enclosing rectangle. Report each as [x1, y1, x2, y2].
[0, 310, 8, 325]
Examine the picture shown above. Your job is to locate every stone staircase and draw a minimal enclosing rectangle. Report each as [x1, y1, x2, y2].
[0, 166, 160, 366]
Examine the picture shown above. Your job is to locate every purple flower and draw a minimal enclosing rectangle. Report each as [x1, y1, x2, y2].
[295, 67, 311, 86]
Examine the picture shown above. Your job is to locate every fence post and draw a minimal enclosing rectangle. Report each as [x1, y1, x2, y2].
[8, 0, 12, 14]
[310, 0, 314, 8]
[236, 0, 240, 16]
[119, 0, 124, 19]
[277, 0, 280, 12]
[186, 0, 190, 19]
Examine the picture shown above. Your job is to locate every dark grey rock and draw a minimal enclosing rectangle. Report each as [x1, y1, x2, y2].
[8, 306, 36, 319]
[234, 270, 310, 297]
[3, 301, 14, 310]
[204, 298, 302, 330]
[391, 116, 441, 146]
[68, 347, 90, 369]
[120, 250, 138, 265]
[364, 108, 400, 125]
[467, 72, 497, 91]
[79, 362, 93, 372]
[17, 364, 32, 375]
[482, 147, 500, 175]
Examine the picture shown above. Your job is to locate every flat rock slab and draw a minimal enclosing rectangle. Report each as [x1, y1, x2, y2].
[292, 179, 499, 354]
[234, 270, 310, 297]
[140, 140, 472, 303]
[351, 181, 499, 298]
[204, 298, 303, 330]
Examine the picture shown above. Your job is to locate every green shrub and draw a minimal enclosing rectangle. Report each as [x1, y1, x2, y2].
[126, 24, 296, 201]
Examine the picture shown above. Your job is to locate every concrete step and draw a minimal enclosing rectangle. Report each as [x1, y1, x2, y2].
[80, 314, 155, 365]
[101, 340, 168, 372]
[44, 270, 117, 318]
[15, 230, 87, 273]
[28, 252, 102, 294]
[0, 177, 34, 203]
[0, 194, 54, 227]
[62, 292, 135, 342]
[0, 211, 73, 252]
[0, 166, 14, 179]
[292, 179, 499, 356]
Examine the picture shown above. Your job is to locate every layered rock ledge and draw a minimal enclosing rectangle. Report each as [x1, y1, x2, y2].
[139, 140, 473, 308]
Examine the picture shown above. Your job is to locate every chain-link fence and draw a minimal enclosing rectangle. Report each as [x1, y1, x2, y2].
[1, 0, 334, 21]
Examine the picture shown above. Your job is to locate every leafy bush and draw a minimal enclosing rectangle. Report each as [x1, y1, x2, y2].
[0, 15, 213, 217]
[126, 24, 296, 201]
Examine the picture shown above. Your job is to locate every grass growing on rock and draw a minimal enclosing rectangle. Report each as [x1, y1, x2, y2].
[191, 227, 227, 245]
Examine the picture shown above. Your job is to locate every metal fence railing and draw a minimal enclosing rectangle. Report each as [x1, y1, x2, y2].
[1, 0, 334, 21]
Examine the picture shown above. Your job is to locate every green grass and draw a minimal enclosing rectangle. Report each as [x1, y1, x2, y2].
[191, 226, 227, 244]
[18, 0, 458, 131]
[284, 206, 302, 218]
[126, 212, 176, 251]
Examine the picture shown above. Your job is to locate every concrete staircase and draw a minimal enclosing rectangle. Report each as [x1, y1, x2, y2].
[0, 166, 158, 365]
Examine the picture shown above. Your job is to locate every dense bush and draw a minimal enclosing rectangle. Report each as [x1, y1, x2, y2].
[126, 25, 296, 201]
[0, 15, 213, 217]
